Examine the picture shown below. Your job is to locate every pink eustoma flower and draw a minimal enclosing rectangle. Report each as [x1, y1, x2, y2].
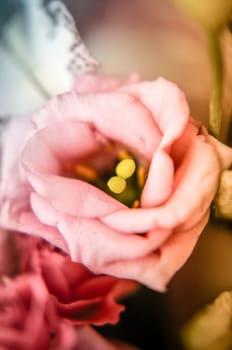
[0, 274, 74, 350]
[19, 239, 135, 326]
[1, 75, 232, 291]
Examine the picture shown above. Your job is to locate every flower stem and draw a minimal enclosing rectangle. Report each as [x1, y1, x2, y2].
[207, 30, 223, 139]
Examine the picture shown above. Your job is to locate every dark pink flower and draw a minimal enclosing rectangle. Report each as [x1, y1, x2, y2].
[0, 274, 72, 350]
[19, 241, 135, 326]
[1, 75, 232, 291]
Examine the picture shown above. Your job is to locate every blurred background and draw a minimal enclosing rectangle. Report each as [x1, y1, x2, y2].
[1, 1, 232, 349]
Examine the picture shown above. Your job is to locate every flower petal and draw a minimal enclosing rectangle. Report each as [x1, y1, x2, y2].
[55, 216, 171, 269]
[101, 212, 209, 291]
[141, 149, 174, 207]
[18, 211, 68, 252]
[28, 174, 124, 218]
[120, 77, 190, 148]
[31, 92, 162, 159]
[22, 122, 102, 175]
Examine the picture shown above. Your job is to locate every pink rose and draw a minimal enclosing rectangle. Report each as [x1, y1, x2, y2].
[1, 75, 232, 291]
[19, 239, 135, 326]
[0, 274, 73, 350]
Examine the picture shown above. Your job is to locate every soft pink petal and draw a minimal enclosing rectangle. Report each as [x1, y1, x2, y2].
[22, 122, 102, 175]
[29, 194, 173, 274]
[17, 211, 68, 252]
[28, 175, 125, 218]
[156, 134, 221, 231]
[141, 149, 174, 207]
[24, 192, 166, 266]
[120, 77, 190, 149]
[102, 207, 168, 233]
[58, 216, 132, 264]
[100, 254, 163, 292]
[31, 92, 161, 159]
[38, 252, 73, 302]
[101, 212, 209, 291]
[141, 121, 201, 208]
[73, 276, 120, 300]
[55, 216, 171, 271]
[0, 275, 55, 350]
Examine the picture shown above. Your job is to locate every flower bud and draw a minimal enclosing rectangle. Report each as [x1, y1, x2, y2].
[214, 170, 232, 220]
[173, 0, 232, 30]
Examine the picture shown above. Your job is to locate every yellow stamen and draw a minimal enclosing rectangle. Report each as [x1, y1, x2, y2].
[107, 176, 126, 194]
[137, 166, 146, 187]
[118, 149, 132, 160]
[116, 159, 136, 179]
[132, 199, 140, 208]
[74, 164, 98, 182]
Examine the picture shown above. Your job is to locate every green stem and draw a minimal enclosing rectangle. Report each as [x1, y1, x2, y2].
[207, 30, 223, 139]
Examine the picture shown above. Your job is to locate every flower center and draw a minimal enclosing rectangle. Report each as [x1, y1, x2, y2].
[63, 145, 147, 207]
[107, 158, 136, 194]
